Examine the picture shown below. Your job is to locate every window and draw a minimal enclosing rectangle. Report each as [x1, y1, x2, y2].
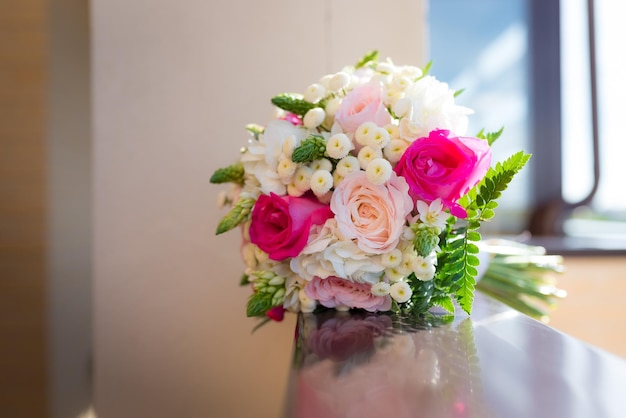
[429, 0, 626, 253]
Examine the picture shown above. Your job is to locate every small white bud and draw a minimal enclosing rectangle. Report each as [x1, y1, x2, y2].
[310, 170, 333, 195]
[326, 133, 353, 159]
[303, 108, 326, 129]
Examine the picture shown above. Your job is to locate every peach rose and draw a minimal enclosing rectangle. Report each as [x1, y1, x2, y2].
[335, 82, 392, 136]
[330, 170, 412, 254]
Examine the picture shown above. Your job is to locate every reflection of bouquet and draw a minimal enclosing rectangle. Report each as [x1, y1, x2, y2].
[211, 51, 530, 322]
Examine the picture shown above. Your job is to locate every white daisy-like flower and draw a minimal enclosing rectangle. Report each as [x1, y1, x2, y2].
[384, 123, 401, 139]
[390, 281, 412, 303]
[381, 248, 403, 268]
[326, 133, 353, 159]
[383, 139, 409, 163]
[366, 126, 391, 149]
[392, 75, 412, 92]
[303, 107, 326, 129]
[304, 83, 326, 103]
[324, 97, 342, 117]
[287, 183, 305, 197]
[371, 281, 391, 297]
[354, 121, 378, 146]
[333, 171, 344, 188]
[365, 158, 392, 185]
[310, 158, 333, 172]
[414, 254, 437, 281]
[335, 156, 360, 177]
[310, 170, 333, 195]
[329, 71, 351, 92]
[417, 198, 448, 231]
[384, 266, 405, 282]
[293, 166, 313, 192]
[276, 157, 297, 180]
[375, 61, 394, 74]
[357, 146, 382, 169]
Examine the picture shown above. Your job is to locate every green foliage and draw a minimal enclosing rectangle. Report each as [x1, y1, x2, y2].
[460, 151, 532, 222]
[476, 126, 504, 146]
[435, 226, 480, 315]
[246, 291, 274, 317]
[412, 226, 440, 257]
[291, 134, 327, 163]
[246, 271, 287, 317]
[215, 197, 255, 235]
[355, 50, 379, 69]
[210, 162, 244, 185]
[271, 94, 317, 117]
[453, 88, 465, 98]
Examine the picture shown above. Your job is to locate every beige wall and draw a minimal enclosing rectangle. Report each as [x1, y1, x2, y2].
[91, 1, 426, 417]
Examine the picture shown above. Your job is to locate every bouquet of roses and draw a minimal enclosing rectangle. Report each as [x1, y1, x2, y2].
[211, 51, 530, 323]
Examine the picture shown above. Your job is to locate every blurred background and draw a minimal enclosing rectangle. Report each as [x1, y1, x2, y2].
[1, 0, 625, 417]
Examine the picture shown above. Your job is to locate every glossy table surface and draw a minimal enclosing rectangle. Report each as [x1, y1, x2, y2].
[284, 292, 626, 418]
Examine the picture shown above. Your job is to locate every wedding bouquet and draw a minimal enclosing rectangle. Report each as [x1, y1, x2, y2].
[211, 51, 530, 323]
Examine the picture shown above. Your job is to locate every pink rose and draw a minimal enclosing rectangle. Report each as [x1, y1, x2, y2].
[249, 193, 333, 261]
[304, 276, 392, 312]
[394, 129, 491, 218]
[330, 171, 412, 254]
[335, 82, 392, 135]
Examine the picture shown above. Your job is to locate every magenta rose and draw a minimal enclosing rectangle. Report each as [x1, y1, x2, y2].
[304, 276, 392, 312]
[249, 193, 333, 261]
[394, 129, 492, 218]
[335, 82, 392, 135]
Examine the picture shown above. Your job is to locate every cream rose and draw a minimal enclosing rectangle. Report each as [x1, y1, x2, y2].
[330, 170, 413, 254]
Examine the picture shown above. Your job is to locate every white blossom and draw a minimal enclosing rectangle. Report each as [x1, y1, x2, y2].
[355, 121, 378, 146]
[293, 166, 313, 192]
[329, 71, 351, 92]
[326, 133, 353, 159]
[310, 158, 333, 172]
[335, 156, 360, 177]
[310, 170, 333, 195]
[371, 281, 391, 297]
[357, 146, 383, 169]
[366, 126, 391, 149]
[416, 199, 448, 231]
[390, 281, 412, 303]
[304, 83, 326, 103]
[303, 107, 326, 129]
[381, 248, 403, 268]
[383, 139, 409, 163]
[365, 158, 392, 185]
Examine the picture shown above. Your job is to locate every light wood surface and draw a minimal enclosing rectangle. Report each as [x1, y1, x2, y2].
[548, 256, 626, 359]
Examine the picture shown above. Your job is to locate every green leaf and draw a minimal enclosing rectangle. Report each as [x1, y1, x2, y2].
[355, 50, 379, 69]
[216, 197, 255, 235]
[455, 272, 476, 315]
[246, 291, 274, 317]
[240, 274, 250, 286]
[476, 126, 504, 146]
[271, 94, 317, 117]
[431, 295, 455, 314]
[453, 88, 465, 97]
[210, 162, 245, 185]
[291, 134, 327, 163]
[466, 231, 481, 242]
